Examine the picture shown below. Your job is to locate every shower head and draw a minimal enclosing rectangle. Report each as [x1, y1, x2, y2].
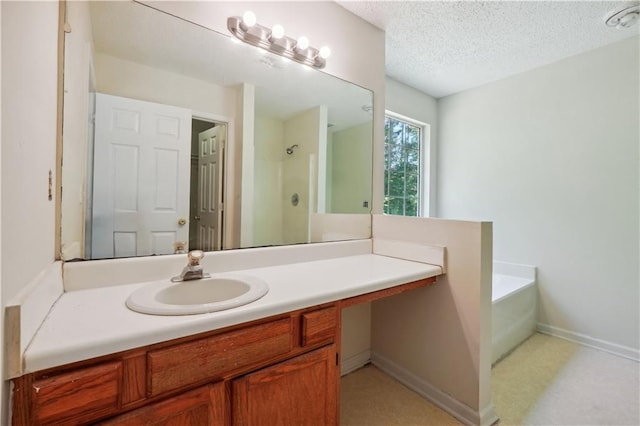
[286, 144, 299, 155]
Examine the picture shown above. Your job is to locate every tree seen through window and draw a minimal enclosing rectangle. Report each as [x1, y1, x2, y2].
[384, 115, 421, 216]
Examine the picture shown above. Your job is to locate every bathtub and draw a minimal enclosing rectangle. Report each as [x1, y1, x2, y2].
[492, 262, 537, 364]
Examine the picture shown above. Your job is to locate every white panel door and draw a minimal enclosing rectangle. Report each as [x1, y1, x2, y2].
[196, 125, 225, 251]
[92, 93, 191, 259]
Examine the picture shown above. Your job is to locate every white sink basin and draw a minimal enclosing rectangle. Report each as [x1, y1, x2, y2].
[126, 274, 269, 316]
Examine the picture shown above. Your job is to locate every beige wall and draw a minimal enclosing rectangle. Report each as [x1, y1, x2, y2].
[1, 1, 60, 422]
[60, 1, 93, 260]
[438, 37, 640, 355]
[1, 1, 59, 302]
[238, 83, 255, 248]
[253, 115, 284, 246]
[330, 122, 373, 214]
[372, 215, 494, 424]
[282, 106, 325, 244]
[0, 2, 3, 418]
[95, 53, 236, 117]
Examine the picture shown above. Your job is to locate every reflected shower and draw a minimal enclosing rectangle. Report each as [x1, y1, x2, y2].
[286, 144, 299, 155]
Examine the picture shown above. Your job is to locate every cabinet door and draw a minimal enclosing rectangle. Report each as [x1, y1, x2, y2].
[97, 382, 226, 425]
[232, 345, 338, 426]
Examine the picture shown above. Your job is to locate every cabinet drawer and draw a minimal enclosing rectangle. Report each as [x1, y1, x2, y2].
[148, 318, 293, 396]
[301, 306, 337, 347]
[31, 362, 121, 425]
[97, 383, 225, 425]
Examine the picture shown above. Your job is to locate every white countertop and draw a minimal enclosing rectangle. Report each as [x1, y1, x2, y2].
[24, 254, 442, 373]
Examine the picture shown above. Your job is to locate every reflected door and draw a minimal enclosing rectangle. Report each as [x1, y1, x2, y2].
[91, 94, 191, 259]
[196, 125, 225, 251]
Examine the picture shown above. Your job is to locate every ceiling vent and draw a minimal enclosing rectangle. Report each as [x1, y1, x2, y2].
[605, 5, 640, 29]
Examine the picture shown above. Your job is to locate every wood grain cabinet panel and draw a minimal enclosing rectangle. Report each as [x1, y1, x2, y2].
[97, 382, 226, 426]
[11, 298, 382, 425]
[301, 306, 337, 347]
[30, 361, 121, 425]
[232, 345, 338, 426]
[148, 318, 293, 396]
[121, 353, 146, 406]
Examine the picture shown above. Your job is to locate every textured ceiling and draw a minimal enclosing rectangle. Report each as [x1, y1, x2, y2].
[338, 1, 640, 98]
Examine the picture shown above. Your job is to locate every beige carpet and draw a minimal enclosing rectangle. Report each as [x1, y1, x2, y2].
[341, 333, 639, 426]
[493, 333, 639, 425]
[491, 333, 579, 425]
[340, 364, 461, 425]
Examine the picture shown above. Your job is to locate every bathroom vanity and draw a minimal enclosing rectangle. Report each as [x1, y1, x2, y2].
[10, 250, 442, 425]
[13, 302, 343, 425]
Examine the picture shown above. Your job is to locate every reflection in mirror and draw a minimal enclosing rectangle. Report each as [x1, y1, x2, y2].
[60, 1, 373, 260]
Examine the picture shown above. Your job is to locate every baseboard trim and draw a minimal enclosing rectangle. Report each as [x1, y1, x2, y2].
[371, 351, 498, 426]
[536, 323, 639, 362]
[341, 350, 370, 376]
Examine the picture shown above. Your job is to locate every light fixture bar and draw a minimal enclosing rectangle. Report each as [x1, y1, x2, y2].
[227, 15, 328, 69]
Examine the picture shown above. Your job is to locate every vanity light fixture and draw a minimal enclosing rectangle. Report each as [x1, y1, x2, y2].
[227, 11, 330, 69]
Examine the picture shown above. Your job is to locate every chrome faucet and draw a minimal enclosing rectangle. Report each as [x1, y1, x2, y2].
[171, 250, 211, 282]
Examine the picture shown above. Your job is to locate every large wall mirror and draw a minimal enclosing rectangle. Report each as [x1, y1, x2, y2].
[60, 1, 373, 260]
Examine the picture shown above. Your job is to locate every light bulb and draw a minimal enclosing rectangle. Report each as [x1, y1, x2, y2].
[319, 46, 331, 59]
[296, 36, 309, 50]
[271, 24, 285, 39]
[242, 10, 257, 27]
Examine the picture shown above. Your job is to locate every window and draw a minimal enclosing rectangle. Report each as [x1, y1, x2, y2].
[384, 113, 425, 216]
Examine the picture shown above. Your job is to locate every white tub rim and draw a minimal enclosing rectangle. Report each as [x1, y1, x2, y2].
[492, 274, 535, 304]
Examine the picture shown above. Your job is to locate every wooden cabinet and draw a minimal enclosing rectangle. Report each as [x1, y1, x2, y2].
[12, 304, 339, 426]
[233, 345, 338, 426]
[26, 362, 121, 425]
[97, 383, 226, 426]
[147, 318, 293, 397]
[301, 306, 337, 347]
[11, 277, 436, 425]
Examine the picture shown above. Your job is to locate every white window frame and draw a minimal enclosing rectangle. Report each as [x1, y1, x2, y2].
[384, 110, 431, 217]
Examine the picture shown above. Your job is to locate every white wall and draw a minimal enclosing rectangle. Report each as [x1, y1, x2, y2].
[386, 77, 438, 216]
[1, 1, 59, 422]
[438, 36, 640, 355]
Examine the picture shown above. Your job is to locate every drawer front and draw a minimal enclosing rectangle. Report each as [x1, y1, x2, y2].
[301, 306, 337, 347]
[148, 318, 293, 396]
[31, 362, 121, 425]
[97, 383, 225, 426]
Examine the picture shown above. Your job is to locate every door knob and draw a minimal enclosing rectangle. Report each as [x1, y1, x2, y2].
[194, 215, 201, 221]
[178, 218, 187, 226]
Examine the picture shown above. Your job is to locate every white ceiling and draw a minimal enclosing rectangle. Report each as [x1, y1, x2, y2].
[338, 1, 640, 98]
